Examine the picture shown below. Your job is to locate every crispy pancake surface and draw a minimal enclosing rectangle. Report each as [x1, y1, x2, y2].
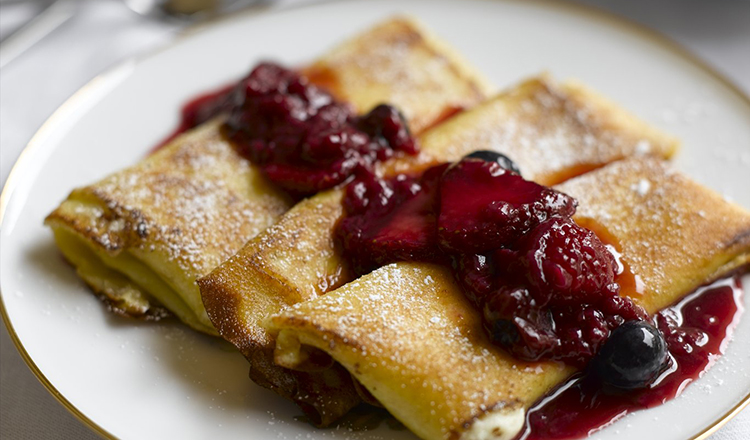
[272, 263, 572, 440]
[381, 76, 679, 182]
[302, 17, 492, 132]
[267, 157, 750, 440]
[200, 75, 679, 347]
[45, 16, 490, 336]
[47, 120, 289, 333]
[558, 158, 750, 314]
[199, 77, 678, 422]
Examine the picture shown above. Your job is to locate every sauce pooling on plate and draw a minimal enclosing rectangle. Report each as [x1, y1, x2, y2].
[157, 65, 745, 438]
[335, 152, 745, 438]
[518, 277, 743, 439]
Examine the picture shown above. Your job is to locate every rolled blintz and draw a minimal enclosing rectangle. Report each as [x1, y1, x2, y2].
[199, 78, 678, 422]
[267, 157, 750, 439]
[44, 16, 491, 335]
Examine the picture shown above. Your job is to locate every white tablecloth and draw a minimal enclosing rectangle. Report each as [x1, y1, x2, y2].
[1, 0, 749, 438]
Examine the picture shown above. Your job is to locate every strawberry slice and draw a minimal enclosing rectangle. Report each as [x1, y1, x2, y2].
[437, 159, 576, 253]
[336, 165, 449, 275]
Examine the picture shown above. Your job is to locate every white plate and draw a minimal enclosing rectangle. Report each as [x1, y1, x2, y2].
[2, 1, 749, 439]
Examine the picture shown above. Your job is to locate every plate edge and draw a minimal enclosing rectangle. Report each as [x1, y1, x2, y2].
[0, 1, 748, 439]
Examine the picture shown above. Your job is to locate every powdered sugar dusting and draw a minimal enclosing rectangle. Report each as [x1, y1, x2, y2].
[269, 157, 750, 438]
[273, 263, 571, 440]
[73, 121, 291, 279]
[414, 78, 677, 186]
[558, 157, 750, 313]
[311, 17, 487, 133]
[632, 178, 651, 196]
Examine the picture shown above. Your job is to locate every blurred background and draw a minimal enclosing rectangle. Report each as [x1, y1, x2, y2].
[1, 0, 749, 438]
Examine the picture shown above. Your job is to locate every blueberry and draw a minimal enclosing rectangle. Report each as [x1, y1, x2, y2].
[465, 150, 521, 175]
[591, 320, 668, 390]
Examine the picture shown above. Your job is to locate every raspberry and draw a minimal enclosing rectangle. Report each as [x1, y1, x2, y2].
[336, 165, 448, 275]
[336, 156, 646, 369]
[437, 160, 576, 253]
[519, 218, 619, 303]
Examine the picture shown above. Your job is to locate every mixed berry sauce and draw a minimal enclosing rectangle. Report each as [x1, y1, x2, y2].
[156, 62, 417, 198]
[159, 65, 744, 437]
[517, 277, 743, 439]
[224, 63, 416, 197]
[337, 155, 646, 367]
[337, 164, 450, 275]
[335, 152, 745, 438]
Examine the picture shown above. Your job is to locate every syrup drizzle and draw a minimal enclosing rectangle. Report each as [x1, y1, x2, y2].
[516, 276, 744, 440]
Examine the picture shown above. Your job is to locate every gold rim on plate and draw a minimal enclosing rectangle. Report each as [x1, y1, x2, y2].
[0, 0, 748, 439]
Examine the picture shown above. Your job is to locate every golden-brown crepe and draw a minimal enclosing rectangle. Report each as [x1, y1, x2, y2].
[302, 17, 493, 134]
[267, 157, 750, 440]
[44, 16, 491, 335]
[198, 78, 678, 423]
[558, 158, 750, 314]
